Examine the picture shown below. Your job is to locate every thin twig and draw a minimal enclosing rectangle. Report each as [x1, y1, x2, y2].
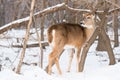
[105, 0, 120, 8]
[16, 0, 36, 74]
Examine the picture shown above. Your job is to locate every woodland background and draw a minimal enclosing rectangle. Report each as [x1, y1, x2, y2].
[0, 0, 120, 79]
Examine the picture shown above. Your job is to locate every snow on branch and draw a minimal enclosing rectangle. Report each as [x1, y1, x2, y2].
[12, 42, 49, 48]
[108, 8, 120, 14]
[0, 17, 29, 34]
[0, 3, 91, 34]
[0, 2, 120, 34]
[34, 3, 66, 17]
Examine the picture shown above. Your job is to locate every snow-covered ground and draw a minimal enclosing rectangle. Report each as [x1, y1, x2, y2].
[0, 29, 120, 80]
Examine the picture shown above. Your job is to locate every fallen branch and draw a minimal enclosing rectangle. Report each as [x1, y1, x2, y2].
[0, 17, 29, 34]
[12, 42, 49, 48]
[0, 44, 10, 48]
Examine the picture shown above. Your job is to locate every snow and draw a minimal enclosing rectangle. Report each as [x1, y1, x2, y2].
[34, 3, 66, 16]
[0, 29, 120, 80]
[0, 17, 29, 30]
[0, 3, 65, 33]
[0, 63, 120, 80]
[0, 2, 92, 33]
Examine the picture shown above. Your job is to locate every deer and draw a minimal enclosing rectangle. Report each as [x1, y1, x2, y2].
[47, 13, 96, 75]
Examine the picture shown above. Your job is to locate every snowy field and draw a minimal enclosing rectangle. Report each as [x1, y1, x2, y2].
[0, 28, 120, 80]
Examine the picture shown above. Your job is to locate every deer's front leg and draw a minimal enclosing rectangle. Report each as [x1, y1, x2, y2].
[76, 48, 81, 72]
[67, 48, 74, 72]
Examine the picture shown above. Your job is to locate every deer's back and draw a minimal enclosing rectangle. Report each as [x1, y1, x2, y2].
[47, 23, 86, 48]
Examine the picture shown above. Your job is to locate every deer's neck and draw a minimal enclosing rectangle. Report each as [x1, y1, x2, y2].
[84, 26, 95, 41]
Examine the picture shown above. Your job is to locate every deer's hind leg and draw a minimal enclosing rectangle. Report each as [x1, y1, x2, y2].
[48, 30, 67, 75]
[48, 46, 64, 75]
[76, 48, 81, 72]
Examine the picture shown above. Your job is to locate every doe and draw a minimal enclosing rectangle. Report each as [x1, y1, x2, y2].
[47, 13, 95, 75]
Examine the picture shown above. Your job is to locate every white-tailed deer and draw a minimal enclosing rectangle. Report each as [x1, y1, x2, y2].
[47, 13, 95, 75]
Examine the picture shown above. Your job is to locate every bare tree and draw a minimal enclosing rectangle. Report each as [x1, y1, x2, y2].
[0, 0, 5, 26]
[16, 0, 36, 74]
[79, 9, 116, 72]
[0, 0, 118, 73]
[113, 0, 119, 47]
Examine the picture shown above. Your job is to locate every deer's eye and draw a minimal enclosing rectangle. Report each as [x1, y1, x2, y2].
[86, 17, 91, 19]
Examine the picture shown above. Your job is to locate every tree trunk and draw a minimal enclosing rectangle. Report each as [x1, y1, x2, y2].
[37, 0, 46, 68]
[40, 0, 46, 41]
[96, 35, 106, 51]
[100, 27, 116, 65]
[0, 0, 5, 26]
[96, 13, 107, 51]
[35, 21, 43, 68]
[113, 0, 119, 47]
[16, 0, 36, 74]
[79, 27, 99, 72]
[79, 11, 116, 72]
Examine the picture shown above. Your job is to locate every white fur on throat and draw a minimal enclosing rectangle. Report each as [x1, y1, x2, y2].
[82, 24, 93, 29]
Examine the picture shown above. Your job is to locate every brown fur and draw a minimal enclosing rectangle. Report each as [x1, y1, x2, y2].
[47, 14, 95, 75]
[48, 23, 86, 46]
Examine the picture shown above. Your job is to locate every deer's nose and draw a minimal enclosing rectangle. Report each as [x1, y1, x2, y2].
[80, 21, 84, 26]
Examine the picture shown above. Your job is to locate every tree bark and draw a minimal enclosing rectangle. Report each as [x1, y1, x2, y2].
[78, 11, 116, 72]
[38, 0, 46, 68]
[79, 27, 99, 72]
[96, 7, 108, 51]
[35, 21, 44, 68]
[12, 42, 48, 48]
[16, 0, 36, 74]
[0, 0, 5, 26]
[113, 0, 119, 47]
[96, 34, 106, 51]
[40, 0, 46, 41]
[100, 27, 116, 65]
[0, 3, 120, 34]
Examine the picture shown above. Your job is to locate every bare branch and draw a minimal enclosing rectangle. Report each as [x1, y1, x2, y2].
[12, 42, 49, 48]
[105, 0, 120, 8]
[108, 8, 120, 14]
[0, 3, 91, 34]
[1, 2, 120, 34]
[16, 0, 36, 74]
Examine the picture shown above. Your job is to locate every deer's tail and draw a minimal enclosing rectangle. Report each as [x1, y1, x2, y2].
[47, 26, 54, 43]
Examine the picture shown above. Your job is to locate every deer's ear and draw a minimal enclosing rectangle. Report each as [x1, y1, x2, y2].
[92, 14, 95, 19]
[83, 13, 89, 17]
